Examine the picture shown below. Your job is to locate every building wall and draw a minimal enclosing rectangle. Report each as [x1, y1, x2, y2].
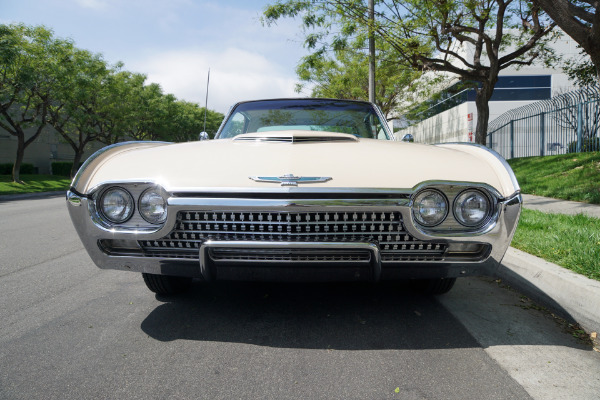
[396, 32, 580, 144]
[400, 75, 576, 144]
[0, 126, 104, 175]
[401, 102, 472, 144]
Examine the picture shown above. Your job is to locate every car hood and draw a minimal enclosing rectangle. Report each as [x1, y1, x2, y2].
[83, 132, 516, 197]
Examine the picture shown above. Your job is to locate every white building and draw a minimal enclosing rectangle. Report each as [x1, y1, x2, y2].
[399, 32, 581, 144]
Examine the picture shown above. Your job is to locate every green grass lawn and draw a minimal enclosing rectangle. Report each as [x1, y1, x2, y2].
[512, 208, 600, 281]
[507, 152, 600, 204]
[0, 174, 71, 195]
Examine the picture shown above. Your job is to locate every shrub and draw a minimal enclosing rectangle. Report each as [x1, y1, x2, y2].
[567, 137, 600, 153]
[0, 163, 36, 175]
[51, 162, 73, 177]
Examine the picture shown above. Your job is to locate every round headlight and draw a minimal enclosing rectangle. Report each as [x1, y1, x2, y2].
[139, 188, 167, 224]
[453, 190, 491, 227]
[412, 190, 448, 227]
[100, 187, 134, 224]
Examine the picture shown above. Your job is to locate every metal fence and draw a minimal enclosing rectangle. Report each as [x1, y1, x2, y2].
[487, 86, 600, 159]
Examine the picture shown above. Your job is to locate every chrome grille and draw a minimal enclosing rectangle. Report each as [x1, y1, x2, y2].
[138, 210, 448, 262]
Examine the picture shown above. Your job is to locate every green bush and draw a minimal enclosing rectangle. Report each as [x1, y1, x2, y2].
[0, 163, 35, 175]
[51, 162, 74, 177]
[567, 137, 600, 153]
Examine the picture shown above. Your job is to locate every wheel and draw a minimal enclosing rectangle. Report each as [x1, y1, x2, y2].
[142, 273, 192, 295]
[419, 278, 457, 295]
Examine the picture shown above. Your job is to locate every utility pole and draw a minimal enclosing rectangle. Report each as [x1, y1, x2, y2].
[203, 68, 210, 133]
[368, 0, 375, 104]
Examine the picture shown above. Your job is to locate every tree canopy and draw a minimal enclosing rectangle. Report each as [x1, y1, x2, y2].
[533, 0, 600, 83]
[295, 39, 422, 118]
[0, 23, 224, 180]
[0, 24, 64, 182]
[264, 0, 557, 145]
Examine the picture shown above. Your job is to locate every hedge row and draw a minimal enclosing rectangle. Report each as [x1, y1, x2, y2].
[51, 162, 74, 177]
[0, 163, 35, 175]
[0, 162, 79, 176]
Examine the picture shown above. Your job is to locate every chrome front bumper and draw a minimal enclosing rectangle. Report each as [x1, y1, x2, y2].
[67, 191, 522, 281]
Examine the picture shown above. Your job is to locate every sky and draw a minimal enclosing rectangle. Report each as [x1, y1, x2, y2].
[1, 0, 309, 113]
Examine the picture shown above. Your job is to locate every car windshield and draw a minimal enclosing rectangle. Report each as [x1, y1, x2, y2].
[217, 99, 390, 140]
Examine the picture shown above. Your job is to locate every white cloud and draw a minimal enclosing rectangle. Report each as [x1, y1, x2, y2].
[74, 0, 109, 10]
[132, 48, 299, 113]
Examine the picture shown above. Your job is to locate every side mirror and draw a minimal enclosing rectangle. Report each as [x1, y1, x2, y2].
[199, 132, 210, 141]
[401, 133, 414, 143]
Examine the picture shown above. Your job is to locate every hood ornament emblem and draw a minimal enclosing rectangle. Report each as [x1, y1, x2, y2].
[249, 174, 332, 187]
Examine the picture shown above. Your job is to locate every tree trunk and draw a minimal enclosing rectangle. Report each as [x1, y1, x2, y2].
[12, 134, 26, 184]
[474, 84, 495, 146]
[590, 52, 600, 84]
[71, 149, 84, 179]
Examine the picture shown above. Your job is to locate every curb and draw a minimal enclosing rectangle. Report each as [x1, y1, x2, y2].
[522, 194, 600, 218]
[496, 247, 600, 335]
[0, 190, 66, 202]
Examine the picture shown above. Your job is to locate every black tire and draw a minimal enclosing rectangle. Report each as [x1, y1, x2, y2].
[142, 273, 192, 295]
[419, 278, 457, 295]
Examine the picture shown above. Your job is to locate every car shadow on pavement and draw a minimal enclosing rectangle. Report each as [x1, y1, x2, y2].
[140, 279, 590, 351]
[141, 281, 478, 350]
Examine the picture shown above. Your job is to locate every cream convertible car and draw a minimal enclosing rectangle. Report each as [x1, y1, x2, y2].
[67, 98, 521, 295]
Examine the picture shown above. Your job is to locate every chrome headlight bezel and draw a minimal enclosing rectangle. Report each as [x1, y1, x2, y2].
[411, 189, 449, 227]
[452, 189, 493, 228]
[98, 186, 135, 224]
[138, 187, 168, 224]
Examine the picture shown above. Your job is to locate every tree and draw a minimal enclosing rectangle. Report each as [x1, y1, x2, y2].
[562, 47, 597, 86]
[161, 101, 223, 142]
[95, 70, 144, 145]
[532, 0, 600, 82]
[1, 23, 224, 179]
[96, 72, 224, 144]
[264, 0, 557, 145]
[296, 40, 422, 118]
[0, 24, 66, 182]
[47, 48, 113, 177]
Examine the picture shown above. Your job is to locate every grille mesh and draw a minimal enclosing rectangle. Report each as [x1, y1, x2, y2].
[138, 210, 447, 262]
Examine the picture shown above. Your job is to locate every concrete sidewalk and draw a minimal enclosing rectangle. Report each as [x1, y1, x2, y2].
[522, 193, 600, 218]
[499, 194, 600, 336]
[497, 247, 600, 336]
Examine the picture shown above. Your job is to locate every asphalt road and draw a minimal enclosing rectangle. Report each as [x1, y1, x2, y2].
[1, 196, 599, 400]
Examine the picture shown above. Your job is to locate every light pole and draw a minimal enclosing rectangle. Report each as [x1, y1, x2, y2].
[368, 0, 375, 104]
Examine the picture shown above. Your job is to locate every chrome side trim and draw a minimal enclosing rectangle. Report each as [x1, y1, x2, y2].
[168, 187, 413, 195]
[168, 197, 410, 208]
